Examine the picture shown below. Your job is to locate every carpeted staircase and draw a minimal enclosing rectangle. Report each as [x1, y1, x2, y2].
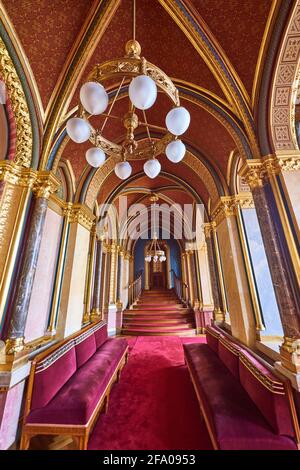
[122, 289, 196, 336]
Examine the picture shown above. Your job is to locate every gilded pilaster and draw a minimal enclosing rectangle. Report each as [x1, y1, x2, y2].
[83, 224, 97, 323]
[116, 248, 124, 309]
[108, 243, 117, 305]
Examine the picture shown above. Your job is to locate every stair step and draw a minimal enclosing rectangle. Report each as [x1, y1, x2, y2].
[123, 322, 195, 329]
[122, 288, 195, 336]
[124, 311, 192, 316]
[122, 327, 196, 336]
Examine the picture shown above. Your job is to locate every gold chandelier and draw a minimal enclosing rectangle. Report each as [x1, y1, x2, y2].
[145, 194, 166, 263]
[145, 233, 166, 263]
[66, 0, 191, 180]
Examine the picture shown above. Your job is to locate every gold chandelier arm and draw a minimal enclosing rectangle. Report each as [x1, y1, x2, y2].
[100, 76, 125, 134]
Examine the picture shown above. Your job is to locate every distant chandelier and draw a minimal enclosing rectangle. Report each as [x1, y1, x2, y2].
[66, 0, 191, 180]
[145, 194, 166, 263]
[145, 233, 166, 263]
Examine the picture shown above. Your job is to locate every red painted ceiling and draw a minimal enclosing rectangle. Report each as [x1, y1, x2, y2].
[70, 0, 225, 109]
[190, 0, 272, 95]
[3, 0, 94, 108]
[96, 155, 210, 208]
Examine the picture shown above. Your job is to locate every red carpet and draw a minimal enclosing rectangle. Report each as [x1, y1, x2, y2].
[88, 336, 212, 450]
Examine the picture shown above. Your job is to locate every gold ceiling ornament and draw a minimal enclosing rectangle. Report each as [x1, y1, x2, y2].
[0, 38, 32, 168]
[67, 0, 190, 181]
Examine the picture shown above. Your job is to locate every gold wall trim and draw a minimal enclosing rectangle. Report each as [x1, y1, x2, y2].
[276, 153, 300, 172]
[0, 37, 32, 167]
[0, 161, 60, 197]
[238, 155, 281, 190]
[66, 203, 95, 231]
[211, 194, 254, 226]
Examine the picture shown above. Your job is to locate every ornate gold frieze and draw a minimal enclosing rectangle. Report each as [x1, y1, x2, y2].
[280, 336, 300, 373]
[277, 155, 300, 172]
[239, 155, 281, 190]
[203, 222, 216, 239]
[211, 194, 254, 225]
[0, 162, 60, 198]
[66, 203, 95, 231]
[0, 38, 33, 167]
[32, 172, 60, 199]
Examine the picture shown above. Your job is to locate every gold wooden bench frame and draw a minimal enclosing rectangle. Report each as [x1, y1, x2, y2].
[20, 322, 128, 450]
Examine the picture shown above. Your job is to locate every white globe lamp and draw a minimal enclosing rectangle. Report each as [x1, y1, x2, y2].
[66, 117, 91, 143]
[129, 75, 157, 110]
[86, 147, 106, 168]
[80, 82, 108, 115]
[165, 106, 190, 135]
[166, 139, 186, 163]
[143, 158, 161, 179]
[114, 161, 132, 180]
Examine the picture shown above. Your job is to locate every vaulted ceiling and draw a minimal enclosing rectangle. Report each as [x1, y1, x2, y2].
[3, 0, 278, 211]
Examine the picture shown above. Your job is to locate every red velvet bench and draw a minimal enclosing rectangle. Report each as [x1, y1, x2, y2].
[184, 325, 300, 450]
[20, 321, 128, 450]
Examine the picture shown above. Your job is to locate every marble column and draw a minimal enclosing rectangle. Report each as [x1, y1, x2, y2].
[253, 186, 300, 363]
[6, 174, 59, 353]
[204, 223, 225, 322]
[91, 237, 103, 320]
[241, 160, 300, 374]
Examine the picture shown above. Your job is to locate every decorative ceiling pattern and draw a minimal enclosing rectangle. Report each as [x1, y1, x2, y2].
[69, 0, 226, 110]
[190, 0, 273, 96]
[3, 0, 94, 108]
[2, 0, 282, 212]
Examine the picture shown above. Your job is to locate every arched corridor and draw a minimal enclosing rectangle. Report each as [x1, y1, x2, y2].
[0, 0, 300, 453]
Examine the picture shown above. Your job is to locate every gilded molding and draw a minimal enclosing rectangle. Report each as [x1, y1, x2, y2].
[0, 161, 60, 198]
[66, 203, 95, 231]
[280, 336, 300, 373]
[277, 155, 300, 172]
[211, 194, 254, 225]
[239, 155, 281, 190]
[32, 172, 60, 199]
[203, 222, 216, 239]
[0, 37, 32, 167]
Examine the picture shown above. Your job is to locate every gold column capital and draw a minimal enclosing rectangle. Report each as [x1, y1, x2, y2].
[203, 221, 216, 238]
[32, 171, 60, 199]
[0, 162, 60, 199]
[280, 336, 300, 374]
[66, 203, 95, 230]
[211, 194, 255, 225]
[0, 161, 36, 188]
[239, 155, 281, 190]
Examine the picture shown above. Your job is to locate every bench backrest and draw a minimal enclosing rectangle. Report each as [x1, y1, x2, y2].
[28, 321, 108, 413]
[205, 325, 299, 442]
